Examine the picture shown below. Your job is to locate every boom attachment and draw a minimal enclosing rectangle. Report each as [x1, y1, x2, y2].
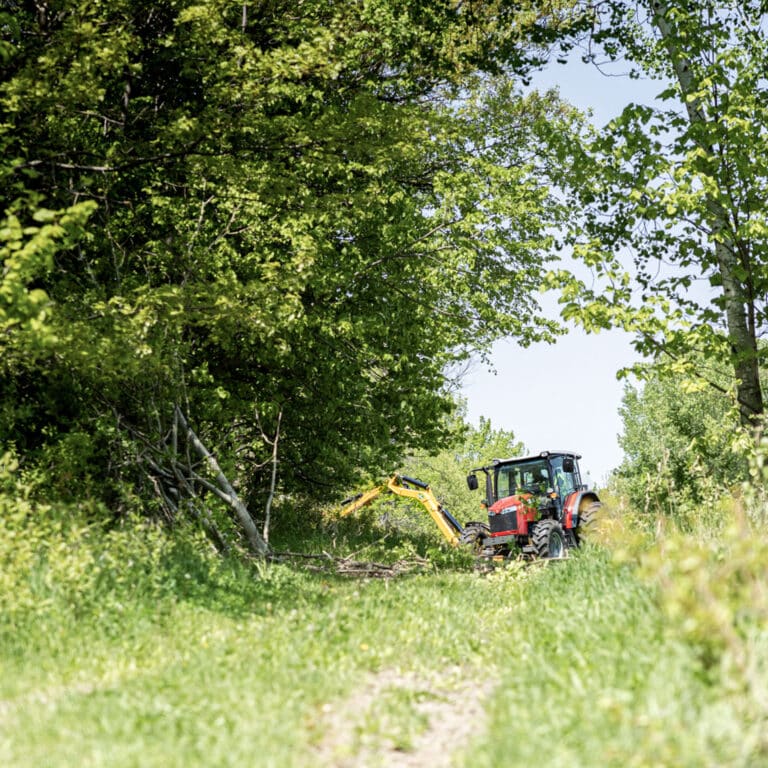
[341, 474, 463, 547]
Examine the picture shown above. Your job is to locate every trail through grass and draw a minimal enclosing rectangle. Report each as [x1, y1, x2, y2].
[0, 545, 508, 767]
[1, 520, 766, 767]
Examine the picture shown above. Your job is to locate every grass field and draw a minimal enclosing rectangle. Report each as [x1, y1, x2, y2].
[1, 511, 766, 767]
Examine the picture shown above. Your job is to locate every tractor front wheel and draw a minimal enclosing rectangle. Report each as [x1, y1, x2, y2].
[532, 519, 566, 559]
[459, 522, 491, 553]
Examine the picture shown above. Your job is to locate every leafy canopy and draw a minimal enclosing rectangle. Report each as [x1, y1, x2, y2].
[546, 1, 768, 427]
[0, 1, 582, 517]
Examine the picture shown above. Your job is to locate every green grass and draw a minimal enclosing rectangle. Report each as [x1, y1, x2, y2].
[467, 552, 741, 767]
[1, 512, 766, 767]
[0, 571, 501, 767]
[0, 518, 508, 767]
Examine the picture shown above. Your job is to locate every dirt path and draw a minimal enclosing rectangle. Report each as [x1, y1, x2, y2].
[311, 666, 491, 767]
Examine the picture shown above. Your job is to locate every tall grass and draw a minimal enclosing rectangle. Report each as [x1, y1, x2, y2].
[467, 547, 767, 767]
[1, 493, 767, 766]
[0, 502, 513, 767]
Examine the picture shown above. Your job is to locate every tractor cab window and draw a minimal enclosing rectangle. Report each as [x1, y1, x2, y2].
[550, 455, 578, 498]
[496, 460, 550, 499]
[497, 467, 514, 498]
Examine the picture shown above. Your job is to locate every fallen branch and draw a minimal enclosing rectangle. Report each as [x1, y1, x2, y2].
[269, 550, 430, 578]
[174, 406, 269, 557]
[136, 406, 270, 558]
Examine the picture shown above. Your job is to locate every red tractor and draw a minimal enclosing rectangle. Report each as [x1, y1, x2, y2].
[464, 451, 601, 559]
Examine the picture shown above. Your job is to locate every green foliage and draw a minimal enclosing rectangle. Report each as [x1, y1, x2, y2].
[734, 431, 768, 526]
[640, 519, 768, 676]
[0, 0, 581, 522]
[3, 489, 768, 766]
[0, 490, 196, 645]
[469, 545, 768, 767]
[0, 202, 96, 349]
[599, 497, 768, 763]
[613, 365, 748, 524]
[551, 1, 768, 425]
[399, 407, 525, 523]
[330, 407, 523, 549]
[0, 501, 520, 767]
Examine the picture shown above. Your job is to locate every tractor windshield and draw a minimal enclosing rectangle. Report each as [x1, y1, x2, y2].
[496, 459, 550, 499]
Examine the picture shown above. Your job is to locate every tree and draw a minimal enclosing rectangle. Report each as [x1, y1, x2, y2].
[613, 363, 747, 521]
[550, 1, 768, 430]
[0, 2, 581, 539]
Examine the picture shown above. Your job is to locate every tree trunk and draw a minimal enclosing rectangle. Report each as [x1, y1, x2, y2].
[651, 0, 764, 427]
[716, 239, 764, 425]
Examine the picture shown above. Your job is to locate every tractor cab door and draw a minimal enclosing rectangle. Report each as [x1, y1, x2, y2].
[495, 459, 550, 500]
[496, 465, 516, 500]
[550, 455, 580, 501]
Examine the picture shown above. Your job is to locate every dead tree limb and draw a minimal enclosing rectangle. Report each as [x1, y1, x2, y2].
[184, 500, 231, 555]
[170, 464, 231, 555]
[269, 550, 431, 578]
[174, 406, 269, 557]
[261, 407, 282, 543]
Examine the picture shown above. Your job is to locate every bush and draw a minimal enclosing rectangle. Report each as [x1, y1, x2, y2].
[0, 453, 235, 651]
[640, 517, 768, 671]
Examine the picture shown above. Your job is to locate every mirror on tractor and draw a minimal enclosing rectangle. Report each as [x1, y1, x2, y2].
[562, 457, 575, 473]
[466, 473, 479, 491]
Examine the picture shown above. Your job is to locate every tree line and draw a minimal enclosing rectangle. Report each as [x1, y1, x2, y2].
[2, 1, 767, 549]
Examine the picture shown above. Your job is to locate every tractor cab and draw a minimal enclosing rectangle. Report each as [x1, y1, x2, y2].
[496, 453, 582, 507]
[466, 451, 584, 510]
[465, 451, 599, 558]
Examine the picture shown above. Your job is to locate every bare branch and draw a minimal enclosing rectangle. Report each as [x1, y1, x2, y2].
[262, 407, 282, 543]
[175, 406, 269, 556]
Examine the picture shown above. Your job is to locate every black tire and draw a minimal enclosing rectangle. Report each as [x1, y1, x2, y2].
[576, 501, 603, 541]
[459, 521, 490, 552]
[532, 519, 566, 559]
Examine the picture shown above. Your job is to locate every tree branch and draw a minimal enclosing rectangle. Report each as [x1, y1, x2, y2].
[174, 406, 269, 556]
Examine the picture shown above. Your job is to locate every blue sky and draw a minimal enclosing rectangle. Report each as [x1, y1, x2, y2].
[461, 56, 666, 486]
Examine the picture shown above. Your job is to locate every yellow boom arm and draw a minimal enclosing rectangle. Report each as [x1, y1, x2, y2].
[341, 474, 461, 547]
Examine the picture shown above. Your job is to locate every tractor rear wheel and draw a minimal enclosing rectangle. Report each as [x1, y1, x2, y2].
[459, 522, 490, 553]
[576, 501, 603, 542]
[532, 519, 565, 559]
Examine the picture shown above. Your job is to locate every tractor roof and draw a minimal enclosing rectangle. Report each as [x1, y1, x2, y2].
[490, 451, 581, 466]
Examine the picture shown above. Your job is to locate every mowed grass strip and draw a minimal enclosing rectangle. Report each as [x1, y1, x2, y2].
[2, 521, 765, 768]
[0, 540, 520, 768]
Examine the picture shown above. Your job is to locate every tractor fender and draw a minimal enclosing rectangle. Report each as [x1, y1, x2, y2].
[562, 490, 600, 529]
